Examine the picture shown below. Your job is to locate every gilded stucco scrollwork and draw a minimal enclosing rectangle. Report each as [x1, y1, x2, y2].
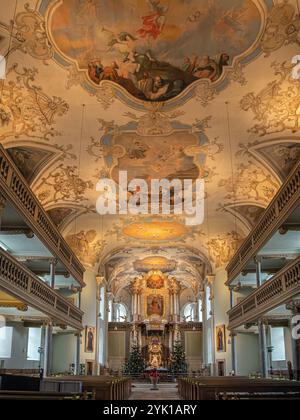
[261, 1, 300, 55]
[0, 65, 69, 141]
[14, 4, 53, 62]
[219, 161, 280, 205]
[65, 230, 107, 268]
[206, 231, 242, 269]
[237, 140, 300, 181]
[240, 61, 300, 136]
[37, 164, 93, 205]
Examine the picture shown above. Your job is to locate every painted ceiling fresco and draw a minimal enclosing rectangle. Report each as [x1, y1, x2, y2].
[48, 0, 264, 102]
[0, 0, 300, 295]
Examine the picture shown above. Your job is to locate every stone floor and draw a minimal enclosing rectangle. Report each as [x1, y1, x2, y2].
[129, 382, 181, 400]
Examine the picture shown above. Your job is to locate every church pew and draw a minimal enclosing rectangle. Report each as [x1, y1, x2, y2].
[0, 390, 94, 400]
[44, 376, 132, 400]
[178, 377, 300, 400]
[0, 374, 40, 392]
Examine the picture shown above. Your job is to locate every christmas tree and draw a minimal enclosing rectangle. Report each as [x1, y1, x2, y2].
[123, 345, 145, 375]
[170, 341, 187, 375]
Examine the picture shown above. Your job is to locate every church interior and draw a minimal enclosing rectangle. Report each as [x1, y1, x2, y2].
[1, 0, 300, 401]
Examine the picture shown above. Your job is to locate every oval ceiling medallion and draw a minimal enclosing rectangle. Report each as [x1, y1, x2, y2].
[45, 0, 266, 106]
[123, 221, 187, 241]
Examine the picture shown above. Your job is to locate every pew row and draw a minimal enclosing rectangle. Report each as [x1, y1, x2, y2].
[0, 374, 131, 400]
[43, 376, 132, 400]
[178, 377, 300, 400]
[0, 390, 94, 400]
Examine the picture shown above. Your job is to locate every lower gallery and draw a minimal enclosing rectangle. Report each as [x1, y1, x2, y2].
[1, 0, 300, 403]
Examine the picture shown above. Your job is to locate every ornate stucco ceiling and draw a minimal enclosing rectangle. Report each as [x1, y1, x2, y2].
[1, 0, 300, 293]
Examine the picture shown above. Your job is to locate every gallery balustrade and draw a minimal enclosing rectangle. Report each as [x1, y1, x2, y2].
[228, 256, 300, 329]
[226, 160, 300, 284]
[0, 144, 85, 285]
[0, 248, 83, 329]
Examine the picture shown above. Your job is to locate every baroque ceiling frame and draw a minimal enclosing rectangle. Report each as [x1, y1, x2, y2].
[42, 0, 269, 110]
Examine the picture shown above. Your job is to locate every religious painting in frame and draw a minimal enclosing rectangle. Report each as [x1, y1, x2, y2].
[216, 324, 226, 353]
[85, 326, 96, 353]
[147, 294, 164, 317]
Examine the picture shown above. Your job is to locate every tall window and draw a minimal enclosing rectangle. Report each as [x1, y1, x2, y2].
[0, 326, 13, 358]
[271, 327, 286, 361]
[198, 297, 203, 322]
[116, 303, 127, 322]
[98, 286, 105, 365]
[108, 299, 112, 322]
[27, 328, 42, 361]
[183, 303, 195, 322]
[206, 286, 212, 320]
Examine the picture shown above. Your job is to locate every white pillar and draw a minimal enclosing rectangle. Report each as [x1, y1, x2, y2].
[43, 323, 53, 376]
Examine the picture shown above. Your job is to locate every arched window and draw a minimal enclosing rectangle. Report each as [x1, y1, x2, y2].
[116, 303, 127, 322]
[206, 286, 212, 320]
[183, 303, 196, 322]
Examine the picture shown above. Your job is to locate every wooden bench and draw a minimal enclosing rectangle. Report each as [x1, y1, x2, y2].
[0, 390, 94, 400]
[178, 377, 300, 400]
[0, 374, 40, 392]
[44, 376, 132, 400]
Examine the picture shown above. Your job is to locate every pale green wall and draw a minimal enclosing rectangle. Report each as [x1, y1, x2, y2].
[80, 269, 97, 364]
[52, 333, 76, 373]
[236, 333, 260, 376]
[213, 268, 232, 374]
[0, 322, 41, 370]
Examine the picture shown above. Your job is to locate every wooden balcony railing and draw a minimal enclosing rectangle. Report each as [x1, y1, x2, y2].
[226, 161, 300, 284]
[228, 256, 300, 330]
[0, 145, 85, 285]
[0, 248, 83, 329]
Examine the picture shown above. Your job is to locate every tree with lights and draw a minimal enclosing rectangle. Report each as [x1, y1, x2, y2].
[170, 341, 187, 375]
[123, 345, 145, 375]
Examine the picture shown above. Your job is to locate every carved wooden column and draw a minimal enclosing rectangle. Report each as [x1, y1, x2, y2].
[169, 278, 180, 323]
[131, 278, 142, 322]
[169, 288, 174, 322]
[286, 300, 300, 381]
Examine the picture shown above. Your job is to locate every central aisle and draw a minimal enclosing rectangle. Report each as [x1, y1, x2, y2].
[129, 383, 181, 400]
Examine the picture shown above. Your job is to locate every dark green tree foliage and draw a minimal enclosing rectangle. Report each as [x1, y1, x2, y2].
[170, 341, 187, 375]
[123, 345, 145, 375]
